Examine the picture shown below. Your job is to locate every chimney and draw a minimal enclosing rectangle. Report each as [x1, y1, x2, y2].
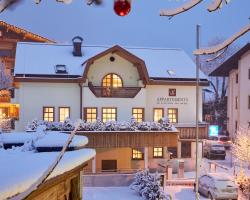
[72, 36, 83, 57]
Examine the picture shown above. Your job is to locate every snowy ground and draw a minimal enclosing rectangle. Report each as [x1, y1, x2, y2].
[83, 187, 142, 200]
[165, 186, 208, 200]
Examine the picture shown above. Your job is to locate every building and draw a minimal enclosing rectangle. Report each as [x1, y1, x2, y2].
[0, 20, 53, 124]
[13, 39, 209, 172]
[210, 43, 250, 138]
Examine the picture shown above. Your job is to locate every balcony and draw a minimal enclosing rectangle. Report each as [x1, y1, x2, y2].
[88, 83, 141, 98]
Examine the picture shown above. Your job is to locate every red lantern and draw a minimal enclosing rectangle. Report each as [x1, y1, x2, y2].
[114, 0, 131, 16]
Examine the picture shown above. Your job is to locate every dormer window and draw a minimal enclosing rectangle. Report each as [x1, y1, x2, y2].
[55, 65, 67, 74]
[102, 73, 123, 88]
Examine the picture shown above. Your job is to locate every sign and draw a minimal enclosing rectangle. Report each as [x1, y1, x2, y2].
[157, 97, 188, 105]
[169, 89, 176, 96]
[208, 125, 219, 136]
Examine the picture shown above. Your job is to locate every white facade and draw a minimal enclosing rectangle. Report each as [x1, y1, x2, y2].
[227, 50, 250, 136]
[13, 42, 208, 131]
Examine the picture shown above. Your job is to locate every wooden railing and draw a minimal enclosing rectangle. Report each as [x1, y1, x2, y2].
[88, 83, 141, 98]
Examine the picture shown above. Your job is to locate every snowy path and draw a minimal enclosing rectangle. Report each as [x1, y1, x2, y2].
[83, 187, 142, 200]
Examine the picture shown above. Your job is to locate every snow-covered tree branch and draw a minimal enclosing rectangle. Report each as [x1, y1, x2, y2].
[160, 0, 230, 17]
[194, 23, 250, 55]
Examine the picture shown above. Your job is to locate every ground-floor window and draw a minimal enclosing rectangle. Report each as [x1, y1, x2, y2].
[102, 107, 117, 122]
[132, 148, 144, 160]
[153, 108, 164, 122]
[43, 107, 54, 122]
[132, 108, 144, 122]
[153, 147, 163, 158]
[59, 107, 70, 122]
[181, 141, 191, 158]
[84, 107, 97, 122]
[168, 108, 178, 123]
[101, 160, 117, 172]
[167, 147, 177, 159]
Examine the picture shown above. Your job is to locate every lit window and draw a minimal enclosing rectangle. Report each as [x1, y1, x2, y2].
[102, 108, 117, 122]
[84, 107, 97, 122]
[153, 147, 163, 158]
[132, 148, 144, 160]
[59, 107, 70, 122]
[132, 108, 144, 122]
[168, 108, 178, 123]
[153, 108, 164, 122]
[102, 73, 123, 88]
[43, 107, 54, 122]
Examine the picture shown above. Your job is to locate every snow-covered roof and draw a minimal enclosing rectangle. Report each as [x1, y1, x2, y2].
[0, 148, 95, 199]
[14, 42, 207, 80]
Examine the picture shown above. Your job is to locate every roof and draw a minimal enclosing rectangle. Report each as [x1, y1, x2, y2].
[0, 20, 54, 43]
[210, 43, 250, 77]
[14, 42, 208, 82]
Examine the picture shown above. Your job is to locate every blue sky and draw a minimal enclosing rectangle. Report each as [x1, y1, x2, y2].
[0, 0, 249, 55]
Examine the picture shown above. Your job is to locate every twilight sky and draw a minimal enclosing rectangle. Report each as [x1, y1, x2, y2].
[0, 0, 249, 55]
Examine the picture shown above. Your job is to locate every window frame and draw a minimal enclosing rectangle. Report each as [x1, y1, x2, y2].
[102, 73, 123, 88]
[153, 108, 164, 122]
[132, 108, 144, 122]
[84, 107, 98, 122]
[43, 106, 55, 122]
[132, 148, 144, 160]
[153, 147, 164, 158]
[167, 108, 178, 123]
[58, 107, 70, 122]
[102, 107, 117, 123]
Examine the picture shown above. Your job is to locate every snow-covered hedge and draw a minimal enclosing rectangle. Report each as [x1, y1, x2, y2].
[130, 169, 169, 200]
[26, 117, 175, 132]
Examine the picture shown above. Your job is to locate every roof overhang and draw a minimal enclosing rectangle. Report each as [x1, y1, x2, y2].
[209, 43, 250, 77]
[81, 45, 150, 84]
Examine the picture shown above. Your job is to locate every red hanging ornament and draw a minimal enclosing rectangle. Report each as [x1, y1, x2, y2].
[114, 0, 131, 16]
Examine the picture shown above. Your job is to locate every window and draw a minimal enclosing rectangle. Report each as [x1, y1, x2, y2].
[181, 141, 191, 158]
[59, 107, 70, 122]
[168, 108, 178, 123]
[132, 108, 144, 122]
[167, 147, 177, 159]
[248, 96, 250, 109]
[43, 107, 54, 122]
[84, 107, 97, 122]
[55, 64, 67, 74]
[236, 73, 238, 83]
[153, 147, 163, 158]
[235, 96, 238, 109]
[153, 108, 164, 122]
[235, 121, 238, 131]
[102, 73, 123, 88]
[132, 148, 144, 160]
[102, 107, 117, 122]
[249, 69, 250, 80]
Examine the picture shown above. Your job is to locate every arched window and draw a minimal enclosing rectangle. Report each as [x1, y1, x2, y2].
[102, 73, 123, 88]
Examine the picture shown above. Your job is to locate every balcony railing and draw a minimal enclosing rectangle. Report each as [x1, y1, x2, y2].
[88, 83, 141, 98]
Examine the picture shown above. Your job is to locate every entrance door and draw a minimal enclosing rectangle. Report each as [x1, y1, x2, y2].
[101, 160, 117, 172]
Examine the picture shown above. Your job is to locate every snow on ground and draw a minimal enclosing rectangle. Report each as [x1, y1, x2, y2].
[165, 186, 208, 200]
[83, 187, 143, 200]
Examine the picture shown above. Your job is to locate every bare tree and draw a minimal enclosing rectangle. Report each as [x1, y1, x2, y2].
[0, 61, 12, 90]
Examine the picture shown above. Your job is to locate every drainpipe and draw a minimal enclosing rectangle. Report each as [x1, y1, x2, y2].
[79, 82, 83, 119]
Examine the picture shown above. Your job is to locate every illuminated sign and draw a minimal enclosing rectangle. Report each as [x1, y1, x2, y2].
[209, 125, 219, 136]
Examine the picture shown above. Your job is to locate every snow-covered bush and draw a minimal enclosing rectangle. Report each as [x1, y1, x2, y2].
[26, 117, 175, 132]
[130, 170, 167, 200]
